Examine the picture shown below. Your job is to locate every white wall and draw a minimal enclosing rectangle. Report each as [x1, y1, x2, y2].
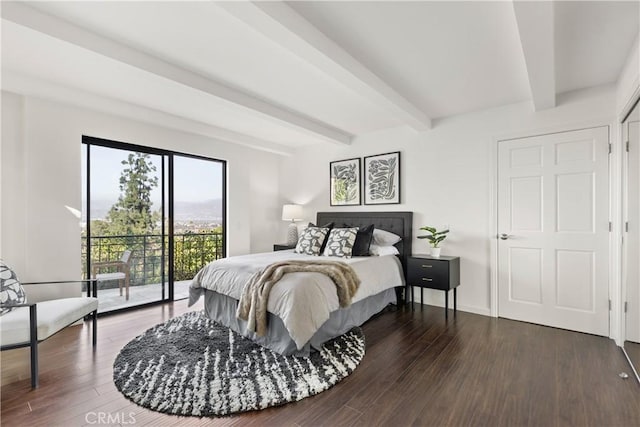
[0, 92, 280, 300]
[280, 85, 617, 316]
[1, 92, 27, 273]
[616, 33, 640, 118]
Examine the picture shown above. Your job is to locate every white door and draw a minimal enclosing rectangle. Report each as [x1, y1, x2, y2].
[625, 119, 640, 343]
[497, 126, 610, 336]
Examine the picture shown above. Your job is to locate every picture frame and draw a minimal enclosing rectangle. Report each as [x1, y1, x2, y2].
[364, 151, 401, 205]
[330, 157, 361, 206]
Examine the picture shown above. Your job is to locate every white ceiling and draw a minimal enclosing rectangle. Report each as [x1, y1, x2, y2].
[289, 1, 533, 119]
[2, 1, 638, 155]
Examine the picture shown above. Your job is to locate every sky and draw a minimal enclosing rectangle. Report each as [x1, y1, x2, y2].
[81, 144, 223, 206]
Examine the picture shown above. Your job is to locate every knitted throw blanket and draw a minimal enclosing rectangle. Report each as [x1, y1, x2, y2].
[236, 260, 361, 337]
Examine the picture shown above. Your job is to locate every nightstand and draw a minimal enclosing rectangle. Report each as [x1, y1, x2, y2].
[273, 243, 296, 251]
[407, 255, 460, 317]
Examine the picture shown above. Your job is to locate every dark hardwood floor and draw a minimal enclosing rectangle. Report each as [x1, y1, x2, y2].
[625, 341, 640, 380]
[2, 300, 638, 426]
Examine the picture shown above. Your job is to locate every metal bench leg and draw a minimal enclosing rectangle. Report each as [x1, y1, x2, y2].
[29, 304, 38, 388]
[92, 279, 98, 348]
[92, 310, 98, 348]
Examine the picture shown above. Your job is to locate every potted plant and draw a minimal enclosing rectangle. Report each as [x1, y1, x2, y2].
[417, 226, 449, 257]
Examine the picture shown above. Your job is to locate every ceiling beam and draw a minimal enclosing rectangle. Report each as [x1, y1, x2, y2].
[3, 71, 295, 156]
[1, 2, 352, 146]
[512, 0, 556, 111]
[216, 1, 432, 131]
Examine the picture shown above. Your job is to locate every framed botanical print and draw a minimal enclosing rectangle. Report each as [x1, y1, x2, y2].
[330, 158, 361, 206]
[364, 151, 401, 205]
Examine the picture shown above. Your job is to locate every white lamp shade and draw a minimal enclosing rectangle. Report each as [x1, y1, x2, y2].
[282, 204, 303, 221]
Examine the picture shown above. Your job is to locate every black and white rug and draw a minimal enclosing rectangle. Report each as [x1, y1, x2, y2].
[113, 311, 365, 417]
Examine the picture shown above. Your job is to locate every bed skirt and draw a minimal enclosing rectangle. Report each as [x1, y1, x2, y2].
[202, 287, 396, 357]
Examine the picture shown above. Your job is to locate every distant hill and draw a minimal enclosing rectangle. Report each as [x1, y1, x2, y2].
[174, 199, 223, 222]
[85, 198, 223, 222]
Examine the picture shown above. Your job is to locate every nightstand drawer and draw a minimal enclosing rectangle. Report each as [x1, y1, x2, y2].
[407, 269, 450, 291]
[408, 257, 449, 274]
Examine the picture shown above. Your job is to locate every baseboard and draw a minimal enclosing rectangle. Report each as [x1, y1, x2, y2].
[410, 287, 491, 317]
[455, 305, 491, 317]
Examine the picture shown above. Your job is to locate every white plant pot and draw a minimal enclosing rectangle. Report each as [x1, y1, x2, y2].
[430, 247, 442, 257]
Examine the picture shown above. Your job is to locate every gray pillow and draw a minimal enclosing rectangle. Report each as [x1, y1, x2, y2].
[0, 260, 27, 316]
[323, 228, 359, 258]
[295, 226, 330, 256]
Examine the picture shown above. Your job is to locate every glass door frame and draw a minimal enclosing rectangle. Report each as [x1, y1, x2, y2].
[82, 135, 227, 313]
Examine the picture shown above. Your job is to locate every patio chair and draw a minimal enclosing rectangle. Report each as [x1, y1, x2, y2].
[0, 261, 98, 388]
[92, 250, 132, 300]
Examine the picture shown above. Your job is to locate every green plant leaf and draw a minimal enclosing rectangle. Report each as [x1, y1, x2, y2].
[420, 226, 436, 233]
[417, 225, 448, 247]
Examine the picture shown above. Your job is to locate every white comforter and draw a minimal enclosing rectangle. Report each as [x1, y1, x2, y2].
[188, 250, 404, 349]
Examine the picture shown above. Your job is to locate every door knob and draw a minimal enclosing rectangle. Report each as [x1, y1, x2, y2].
[499, 233, 511, 240]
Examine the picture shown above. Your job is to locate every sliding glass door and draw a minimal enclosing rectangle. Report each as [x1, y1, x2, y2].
[81, 137, 226, 313]
[171, 155, 225, 300]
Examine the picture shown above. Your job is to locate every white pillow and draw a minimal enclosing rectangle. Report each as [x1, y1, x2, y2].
[369, 244, 400, 256]
[372, 229, 402, 246]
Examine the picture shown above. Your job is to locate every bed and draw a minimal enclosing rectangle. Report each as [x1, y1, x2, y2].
[188, 211, 413, 356]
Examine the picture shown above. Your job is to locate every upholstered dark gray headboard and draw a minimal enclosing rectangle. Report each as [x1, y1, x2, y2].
[316, 211, 413, 271]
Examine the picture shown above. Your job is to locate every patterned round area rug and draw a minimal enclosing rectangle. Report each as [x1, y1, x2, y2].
[113, 311, 365, 417]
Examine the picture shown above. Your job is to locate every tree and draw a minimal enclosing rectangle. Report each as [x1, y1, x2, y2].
[106, 153, 160, 235]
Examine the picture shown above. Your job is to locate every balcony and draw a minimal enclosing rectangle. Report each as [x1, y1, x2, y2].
[82, 231, 223, 312]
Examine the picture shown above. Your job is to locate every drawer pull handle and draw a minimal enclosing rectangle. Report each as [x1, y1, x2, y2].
[422, 278, 433, 282]
[422, 265, 433, 268]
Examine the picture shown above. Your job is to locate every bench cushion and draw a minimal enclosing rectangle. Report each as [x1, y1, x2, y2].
[0, 297, 98, 346]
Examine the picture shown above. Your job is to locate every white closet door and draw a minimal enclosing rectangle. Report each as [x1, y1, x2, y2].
[626, 120, 640, 343]
[498, 127, 610, 336]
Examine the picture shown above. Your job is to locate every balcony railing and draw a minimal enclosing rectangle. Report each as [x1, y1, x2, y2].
[81, 232, 223, 288]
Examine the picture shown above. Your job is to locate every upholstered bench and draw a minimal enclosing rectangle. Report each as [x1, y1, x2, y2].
[0, 262, 98, 388]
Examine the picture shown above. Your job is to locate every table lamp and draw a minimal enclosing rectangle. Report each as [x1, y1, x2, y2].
[282, 204, 303, 245]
